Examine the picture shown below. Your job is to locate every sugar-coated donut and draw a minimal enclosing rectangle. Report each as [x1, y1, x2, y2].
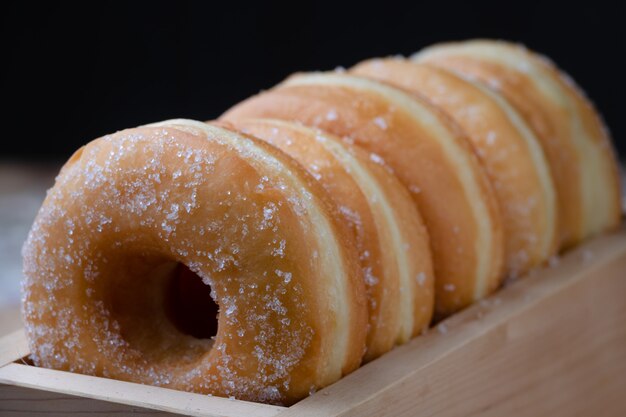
[352, 59, 558, 278]
[225, 118, 435, 361]
[23, 39, 620, 408]
[21, 119, 368, 405]
[222, 73, 505, 317]
[414, 40, 622, 248]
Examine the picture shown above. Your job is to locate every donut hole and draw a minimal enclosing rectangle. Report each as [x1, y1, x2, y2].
[165, 263, 220, 340]
[105, 252, 216, 364]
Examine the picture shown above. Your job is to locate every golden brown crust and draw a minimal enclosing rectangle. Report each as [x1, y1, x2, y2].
[21, 39, 623, 407]
[414, 40, 622, 249]
[222, 73, 505, 317]
[352, 58, 559, 277]
[228, 118, 434, 361]
[21, 120, 367, 405]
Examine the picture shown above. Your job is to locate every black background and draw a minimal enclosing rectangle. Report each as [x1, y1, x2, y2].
[2, 2, 625, 160]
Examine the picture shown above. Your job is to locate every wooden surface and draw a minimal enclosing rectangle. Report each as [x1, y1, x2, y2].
[0, 349, 285, 417]
[0, 227, 625, 416]
[278, 227, 626, 417]
[1, 383, 173, 416]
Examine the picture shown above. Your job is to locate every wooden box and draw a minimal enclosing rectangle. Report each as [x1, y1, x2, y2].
[2, 227, 625, 416]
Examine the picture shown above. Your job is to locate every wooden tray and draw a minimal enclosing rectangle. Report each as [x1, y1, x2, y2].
[1, 227, 625, 416]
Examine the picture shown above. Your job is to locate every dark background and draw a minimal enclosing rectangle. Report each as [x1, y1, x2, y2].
[2, 2, 625, 160]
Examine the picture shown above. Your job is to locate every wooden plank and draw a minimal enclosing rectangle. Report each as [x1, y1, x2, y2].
[0, 330, 29, 367]
[0, 383, 173, 416]
[0, 363, 285, 417]
[280, 228, 626, 416]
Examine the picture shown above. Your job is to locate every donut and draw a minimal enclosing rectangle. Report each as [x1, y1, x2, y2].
[21, 119, 368, 405]
[352, 59, 558, 278]
[414, 39, 622, 248]
[222, 73, 505, 317]
[224, 118, 434, 361]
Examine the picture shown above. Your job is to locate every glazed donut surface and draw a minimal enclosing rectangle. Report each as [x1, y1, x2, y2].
[21, 119, 368, 405]
[223, 73, 505, 317]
